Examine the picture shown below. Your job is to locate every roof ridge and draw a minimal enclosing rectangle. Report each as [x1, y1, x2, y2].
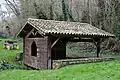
[28, 18, 89, 25]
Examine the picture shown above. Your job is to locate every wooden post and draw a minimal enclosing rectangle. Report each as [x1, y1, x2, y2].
[23, 38, 25, 62]
[47, 36, 52, 69]
[96, 39, 100, 58]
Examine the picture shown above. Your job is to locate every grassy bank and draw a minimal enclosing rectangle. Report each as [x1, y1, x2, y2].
[0, 61, 120, 80]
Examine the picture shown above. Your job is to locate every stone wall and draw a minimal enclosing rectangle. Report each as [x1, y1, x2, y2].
[52, 58, 115, 69]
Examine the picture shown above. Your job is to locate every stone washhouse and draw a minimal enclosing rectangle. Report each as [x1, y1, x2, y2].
[17, 18, 115, 69]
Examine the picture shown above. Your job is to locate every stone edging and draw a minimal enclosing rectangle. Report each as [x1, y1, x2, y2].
[52, 58, 115, 69]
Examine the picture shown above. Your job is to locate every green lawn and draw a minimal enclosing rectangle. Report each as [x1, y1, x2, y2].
[0, 38, 23, 62]
[0, 38, 23, 67]
[0, 61, 120, 80]
[0, 38, 120, 80]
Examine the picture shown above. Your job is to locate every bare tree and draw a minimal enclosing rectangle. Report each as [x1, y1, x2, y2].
[4, 0, 20, 18]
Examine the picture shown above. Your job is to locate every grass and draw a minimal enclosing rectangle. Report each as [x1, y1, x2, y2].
[0, 38, 120, 80]
[0, 61, 120, 80]
[0, 38, 23, 67]
[0, 38, 22, 61]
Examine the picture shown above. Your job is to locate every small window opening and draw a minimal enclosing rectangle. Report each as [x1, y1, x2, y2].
[31, 41, 37, 56]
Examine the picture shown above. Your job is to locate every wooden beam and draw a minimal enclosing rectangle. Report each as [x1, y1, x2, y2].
[67, 39, 94, 42]
[51, 37, 60, 48]
[25, 28, 35, 38]
[34, 31, 38, 36]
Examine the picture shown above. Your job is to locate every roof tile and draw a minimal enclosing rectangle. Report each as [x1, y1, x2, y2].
[17, 18, 115, 38]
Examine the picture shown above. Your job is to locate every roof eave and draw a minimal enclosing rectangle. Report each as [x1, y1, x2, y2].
[15, 22, 28, 38]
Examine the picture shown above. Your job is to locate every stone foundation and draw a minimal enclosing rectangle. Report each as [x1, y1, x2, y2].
[52, 58, 115, 69]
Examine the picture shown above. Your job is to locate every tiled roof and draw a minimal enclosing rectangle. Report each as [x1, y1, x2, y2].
[17, 18, 115, 38]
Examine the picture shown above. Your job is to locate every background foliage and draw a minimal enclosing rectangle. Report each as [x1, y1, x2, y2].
[116, 24, 120, 40]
